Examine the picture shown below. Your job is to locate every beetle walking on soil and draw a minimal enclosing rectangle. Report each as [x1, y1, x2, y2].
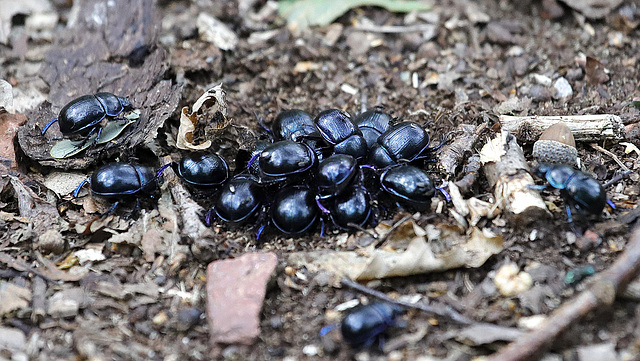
[320, 301, 405, 349]
[532, 164, 615, 232]
[73, 162, 159, 214]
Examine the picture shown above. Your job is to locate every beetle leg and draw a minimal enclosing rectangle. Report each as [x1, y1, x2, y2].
[527, 184, 548, 191]
[101, 201, 120, 217]
[41, 118, 58, 135]
[319, 324, 337, 337]
[73, 178, 90, 197]
[156, 163, 174, 178]
[606, 199, 616, 209]
[436, 186, 451, 202]
[565, 204, 581, 235]
[205, 208, 214, 226]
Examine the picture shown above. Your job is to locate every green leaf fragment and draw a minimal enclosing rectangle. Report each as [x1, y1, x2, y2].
[279, 0, 430, 30]
[49, 114, 138, 159]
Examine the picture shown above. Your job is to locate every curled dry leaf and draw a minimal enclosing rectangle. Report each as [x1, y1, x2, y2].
[176, 84, 230, 150]
[287, 221, 503, 284]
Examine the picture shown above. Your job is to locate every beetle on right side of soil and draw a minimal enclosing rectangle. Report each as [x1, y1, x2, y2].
[532, 163, 614, 227]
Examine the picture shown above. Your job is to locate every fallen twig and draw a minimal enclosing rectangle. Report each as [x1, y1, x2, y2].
[341, 276, 473, 325]
[488, 225, 640, 361]
[590, 143, 630, 172]
[500, 114, 624, 142]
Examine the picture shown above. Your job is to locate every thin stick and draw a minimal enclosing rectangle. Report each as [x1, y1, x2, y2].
[603, 170, 633, 189]
[341, 276, 473, 325]
[353, 24, 436, 34]
[590, 143, 630, 172]
[488, 225, 640, 361]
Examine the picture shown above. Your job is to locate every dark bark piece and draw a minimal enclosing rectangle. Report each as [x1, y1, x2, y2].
[17, 0, 181, 169]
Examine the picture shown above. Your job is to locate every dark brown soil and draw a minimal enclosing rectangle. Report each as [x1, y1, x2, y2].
[2, 0, 640, 360]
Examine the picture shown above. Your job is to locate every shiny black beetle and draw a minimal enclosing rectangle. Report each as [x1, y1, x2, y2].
[255, 140, 317, 181]
[314, 109, 368, 160]
[272, 109, 322, 143]
[380, 164, 436, 211]
[73, 163, 158, 213]
[270, 185, 320, 234]
[533, 164, 613, 225]
[340, 302, 405, 348]
[369, 122, 433, 168]
[316, 154, 359, 199]
[42, 92, 133, 142]
[354, 108, 392, 150]
[159, 153, 229, 189]
[209, 175, 264, 225]
[324, 185, 373, 230]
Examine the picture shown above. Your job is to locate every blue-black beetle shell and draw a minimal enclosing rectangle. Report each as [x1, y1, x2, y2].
[271, 186, 319, 234]
[380, 164, 435, 209]
[341, 302, 405, 347]
[329, 186, 372, 230]
[258, 140, 316, 178]
[534, 164, 606, 215]
[314, 109, 368, 160]
[316, 154, 358, 199]
[214, 176, 264, 224]
[58, 92, 132, 135]
[272, 109, 321, 142]
[354, 109, 392, 150]
[176, 153, 229, 188]
[369, 122, 431, 168]
[90, 163, 156, 198]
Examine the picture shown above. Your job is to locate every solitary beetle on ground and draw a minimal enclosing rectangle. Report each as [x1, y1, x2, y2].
[532, 164, 614, 231]
[42, 92, 133, 144]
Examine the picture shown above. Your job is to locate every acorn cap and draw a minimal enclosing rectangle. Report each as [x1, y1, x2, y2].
[532, 123, 578, 165]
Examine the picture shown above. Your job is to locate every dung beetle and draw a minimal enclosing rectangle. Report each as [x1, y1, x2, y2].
[316, 154, 359, 199]
[210, 175, 264, 224]
[42, 92, 133, 142]
[533, 164, 613, 227]
[270, 186, 319, 234]
[340, 302, 405, 348]
[314, 109, 368, 160]
[369, 122, 433, 168]
[158, 153, 229, 189]
[380, 164, 436, 211]
[354, 108, 392, 150]
[256, 140, 317, 180]
[272, 109, 322, 143]
[324, 185, 373, 230]
[73, 162, 158, 213]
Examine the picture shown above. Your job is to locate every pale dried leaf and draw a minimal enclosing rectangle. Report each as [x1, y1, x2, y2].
[176, 84, 230, 150]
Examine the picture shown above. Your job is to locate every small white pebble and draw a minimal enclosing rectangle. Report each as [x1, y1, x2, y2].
[494, 263, 533, 296]
[554, 77, 573, 98]
[303, 344, 320, 356]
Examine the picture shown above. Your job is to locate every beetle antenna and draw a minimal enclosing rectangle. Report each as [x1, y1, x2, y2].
[41, 118, 58, 135]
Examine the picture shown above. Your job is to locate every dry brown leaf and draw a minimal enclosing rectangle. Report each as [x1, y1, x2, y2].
[176, 84, 230, 150]
[287, 225, 503, 284]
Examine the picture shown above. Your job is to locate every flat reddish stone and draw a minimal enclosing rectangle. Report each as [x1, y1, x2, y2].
[206, 252, 278, 345]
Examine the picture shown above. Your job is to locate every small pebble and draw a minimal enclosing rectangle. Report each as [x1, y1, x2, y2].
[528, 85, 553, 102]
[302, 344, 320, 356]
[553, 77, 573, 98]
[532, 74, 552, 87]
[494, 263, 533, 296]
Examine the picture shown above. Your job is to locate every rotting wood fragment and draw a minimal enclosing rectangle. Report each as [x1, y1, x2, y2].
[481, 131, 550, 224]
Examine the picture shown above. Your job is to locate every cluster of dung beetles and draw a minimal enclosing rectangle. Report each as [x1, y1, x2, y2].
[163, 107, 448, 237]
[48, 92, 449, 238]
